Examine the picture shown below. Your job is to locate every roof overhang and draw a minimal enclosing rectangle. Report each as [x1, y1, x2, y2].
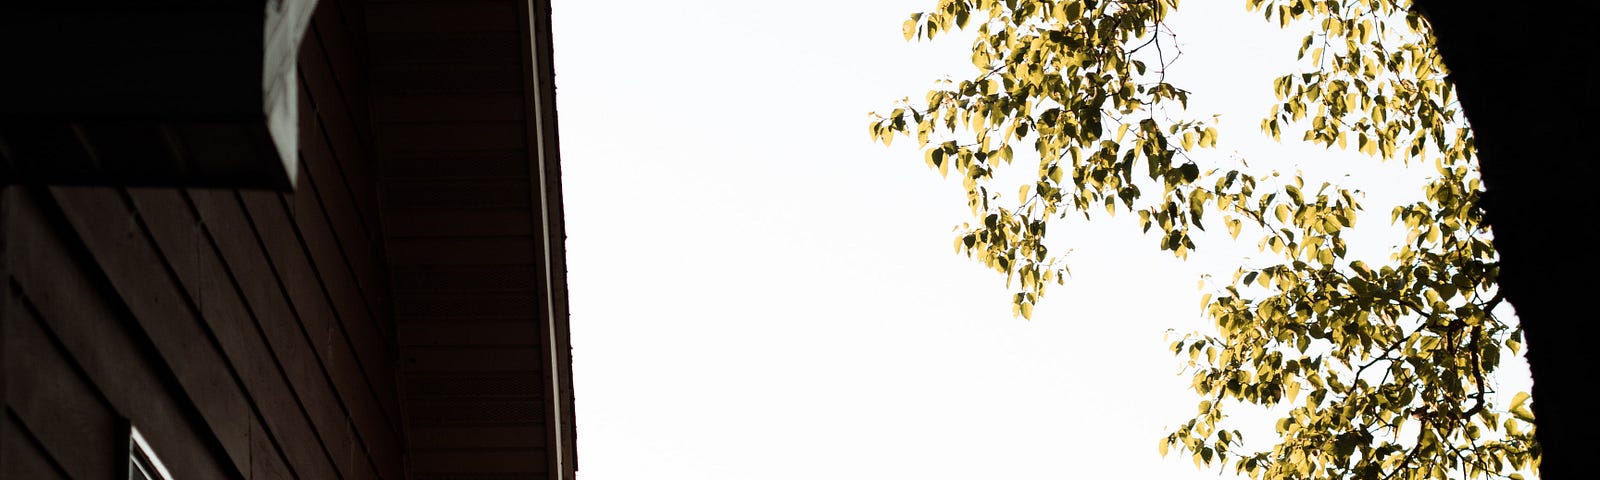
[524, 0, 578, 475]
[0, 1, 316, 189]
[367, 0, 576, 477]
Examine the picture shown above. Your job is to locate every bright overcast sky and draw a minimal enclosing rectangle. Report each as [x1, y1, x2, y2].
[550, 2, 1532, 479]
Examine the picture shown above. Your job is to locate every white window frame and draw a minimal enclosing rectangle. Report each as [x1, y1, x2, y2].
[128, 426, 174, 480]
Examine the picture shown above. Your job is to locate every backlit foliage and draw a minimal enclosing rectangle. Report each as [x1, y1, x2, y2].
[868, 0, 1539, 478]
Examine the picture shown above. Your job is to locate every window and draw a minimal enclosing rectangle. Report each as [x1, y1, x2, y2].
[128, 426, 173, 480]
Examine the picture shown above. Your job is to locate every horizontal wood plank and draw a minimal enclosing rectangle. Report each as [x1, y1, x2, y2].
[409, 425, 544, 450]
[404, 372, 540, 399]
[372, 93, 523, 124]
[406, 399, 543, 427]
[370, 32, 521, 64]
[410, 449, 545, 474]
[398, 320, 540, 347]
[382, 178, 531, 209]
[371, 62, 524, 94]
[402, 346, 540, 372]
[387, 237, 535, 265]
[381, 150, 530, 178]
[385, 209, 534, 238]
[378, 122, 526, 152]
[367, 1, 519, 34]
[394, 291, 539, 319]
[391, 264, 535, 292]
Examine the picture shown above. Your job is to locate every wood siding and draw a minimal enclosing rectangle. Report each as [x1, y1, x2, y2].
[0, 1, 404, 479]
[2, 1, 575, 479]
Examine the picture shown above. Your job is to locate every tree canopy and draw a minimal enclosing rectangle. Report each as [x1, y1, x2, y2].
[869, 1, 1539, 478]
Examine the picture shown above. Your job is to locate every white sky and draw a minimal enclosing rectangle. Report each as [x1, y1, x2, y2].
[549, 2, 1532, 478]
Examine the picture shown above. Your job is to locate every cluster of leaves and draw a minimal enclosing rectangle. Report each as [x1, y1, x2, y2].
[868, 0, 1219, 318]
[869, 0, 1539, 478]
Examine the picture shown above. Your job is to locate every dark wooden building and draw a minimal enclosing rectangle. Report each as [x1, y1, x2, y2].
[0, 1, 577, 479]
